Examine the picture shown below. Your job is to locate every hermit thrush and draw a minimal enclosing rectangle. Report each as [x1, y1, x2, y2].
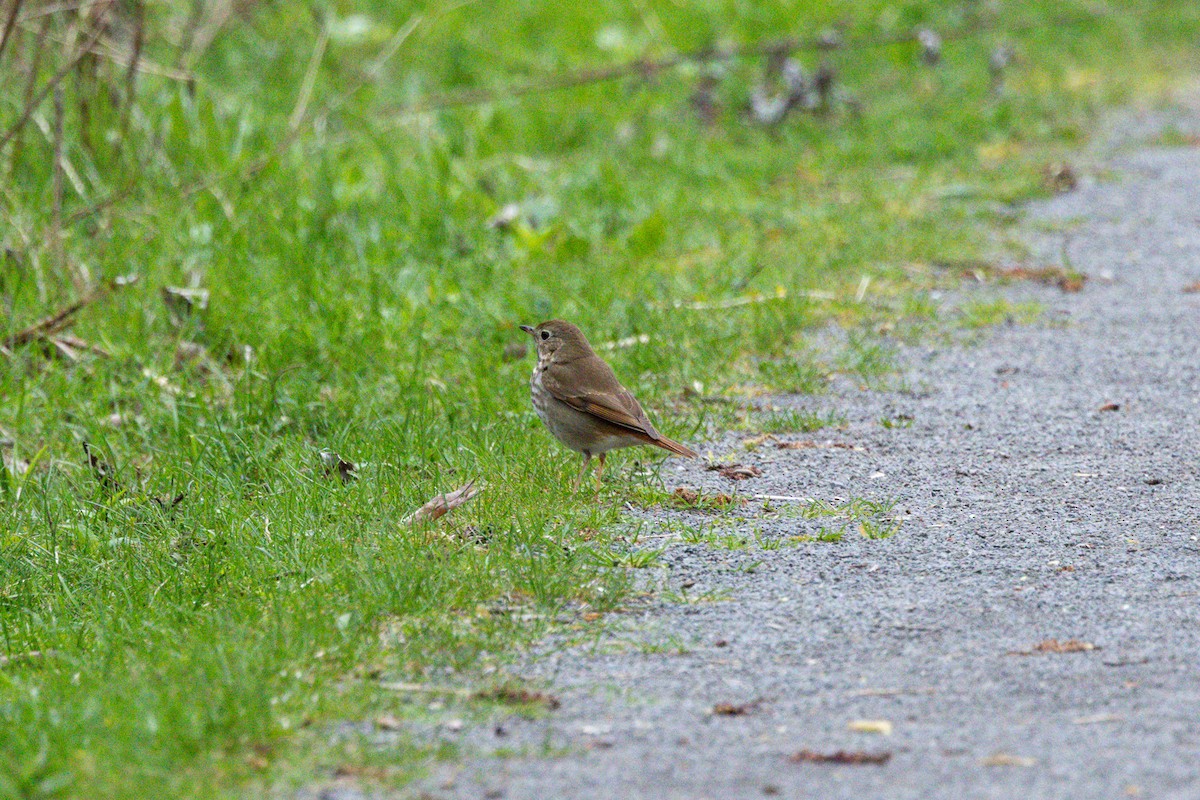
[520, 320, 697, 487]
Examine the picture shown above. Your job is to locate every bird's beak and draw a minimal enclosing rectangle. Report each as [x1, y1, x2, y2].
[519, 324, 535, 336]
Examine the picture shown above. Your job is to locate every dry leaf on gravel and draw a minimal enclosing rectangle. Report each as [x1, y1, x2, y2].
[998, 265, 1086, 292]
[981, 752, 1037, 767]
[788, 749, 891, 765]
[713, 700, 761, 716]
[706, 463, 763, 481]
[1032, 638, 1097, 653]
[375, 714, 403, 731]
[949, 260, 1086, 292]
[1183, 280, 1200, 293]
[670, 487, 746, 508]
[1042, 162, 1078, 193]
[673, 487, 700, 504]
[1097, 402, 1121, 412]
[1008, 638, 1098, 656]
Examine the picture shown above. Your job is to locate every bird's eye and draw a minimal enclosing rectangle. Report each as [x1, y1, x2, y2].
[540, 330, 550, 341]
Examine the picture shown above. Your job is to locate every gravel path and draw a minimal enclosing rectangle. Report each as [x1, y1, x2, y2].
[406, 123, 1200, 800]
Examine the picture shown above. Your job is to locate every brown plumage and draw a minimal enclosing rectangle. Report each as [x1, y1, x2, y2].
[520, 320, 697, 486]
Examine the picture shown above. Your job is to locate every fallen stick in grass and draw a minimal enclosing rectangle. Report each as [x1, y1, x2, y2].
[3, 274, 137, 352]
[402, 480, 481, 526]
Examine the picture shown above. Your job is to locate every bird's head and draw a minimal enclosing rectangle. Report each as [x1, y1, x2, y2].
[519, 319, 593, 362]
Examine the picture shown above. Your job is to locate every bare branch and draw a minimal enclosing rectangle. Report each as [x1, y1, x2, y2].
[0, 0, 23, 65]
[0, 1, 112, 151]
[3, 273, 137, 349]
[393, 14, 1089, 116]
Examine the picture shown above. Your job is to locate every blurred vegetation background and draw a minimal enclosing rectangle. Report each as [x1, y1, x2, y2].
[2, 1, 1199, 796]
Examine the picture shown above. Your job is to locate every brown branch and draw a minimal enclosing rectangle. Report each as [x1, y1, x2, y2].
[51, 32, 193, 83]
[62, 177, 135, 226]
[394, 13, 1091, 116]
[17, 0, 105, 23]
[0, 0, 22, 65]
[173, 0, 204, 70]
[8, 13, 51, 169]
[181, 0, 235, 70]
[111, 0, 143, 165]
[3, 273, 137, 349]
[0, 1, 112, 151]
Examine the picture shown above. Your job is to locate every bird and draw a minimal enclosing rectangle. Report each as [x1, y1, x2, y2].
[519, 320, 698, 487]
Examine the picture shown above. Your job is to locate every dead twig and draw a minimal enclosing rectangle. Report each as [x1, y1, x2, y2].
[402, 480, 482, 526]
[62, 177, 136, 227]
[9, 13, 51, 170]
[182, 0, 237, 69]
[3, 274, 137, 350]
[0, 0, 23, 65]
[364, 13, 423, 80]
[789, 748, 892, 765]
[394, 13, 1091, 116]
[0, 1, 112, 151]
[18, 16, 193, 83]
[114, 0, 141, 153]
[47, 333, 111, 359]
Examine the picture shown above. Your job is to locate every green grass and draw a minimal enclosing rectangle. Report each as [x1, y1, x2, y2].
[752, 407, 848, 434]
[2, 0, 1200, 796]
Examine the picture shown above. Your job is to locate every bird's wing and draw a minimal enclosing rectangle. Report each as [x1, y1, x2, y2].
[541, 359, 661, 440]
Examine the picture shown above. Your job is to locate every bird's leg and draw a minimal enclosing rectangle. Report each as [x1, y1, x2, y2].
[595, 452, 606, 490]
[574, 451, 592, 490]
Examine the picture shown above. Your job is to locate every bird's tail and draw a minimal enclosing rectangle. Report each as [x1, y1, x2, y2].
[653, 436, 698, 459]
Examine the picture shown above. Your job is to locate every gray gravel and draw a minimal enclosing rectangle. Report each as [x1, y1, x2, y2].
[398, 120, 1200, 800]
